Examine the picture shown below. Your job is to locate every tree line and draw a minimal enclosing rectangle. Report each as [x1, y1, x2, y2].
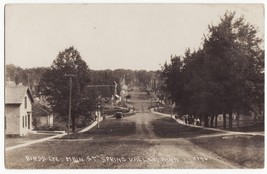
[5, 48, 155, 132]
[159, 12, 264, 129]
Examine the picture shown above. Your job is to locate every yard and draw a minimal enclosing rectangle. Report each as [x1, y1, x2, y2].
[191, 135, 264, 168]
[5, 132, 59, 148]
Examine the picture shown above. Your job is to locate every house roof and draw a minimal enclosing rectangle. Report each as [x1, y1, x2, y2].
[5, 81, 16, 87]
[32, 102, 52, 117]
[5, 86, 34, 104]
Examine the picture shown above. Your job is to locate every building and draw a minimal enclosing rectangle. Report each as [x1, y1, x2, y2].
[32, 101, 53, 127]
[5, 82, 34, 136]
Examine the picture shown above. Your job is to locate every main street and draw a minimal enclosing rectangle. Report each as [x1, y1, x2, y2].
[5, 89, 263, 169]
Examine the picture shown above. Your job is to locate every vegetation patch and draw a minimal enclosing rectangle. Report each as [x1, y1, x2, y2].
[231, 122, 264, 132]
[60, 119, 136, 139]
[151, 117, 222, 138]
[5, 133, 57, 148]
[190, 135, 264, 168]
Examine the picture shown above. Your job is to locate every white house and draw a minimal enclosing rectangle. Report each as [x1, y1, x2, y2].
[5, 83, 34, 136]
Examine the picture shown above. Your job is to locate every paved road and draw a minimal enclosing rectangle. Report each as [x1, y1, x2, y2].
[5, 89, 240, 169]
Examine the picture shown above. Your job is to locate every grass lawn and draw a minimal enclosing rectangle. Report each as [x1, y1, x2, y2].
[190, 135, 264, 168]
[231, 122, 264, 132]
[5, 117, 140, 169]
[151, 117, 223, 138]
[5, 138, 152, 169]
[5, 133, 58, 148]
[151, 117, 264, 168]
[59, 118, 136, 139]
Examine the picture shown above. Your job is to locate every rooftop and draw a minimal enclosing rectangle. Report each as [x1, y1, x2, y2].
[5, 83, 34, 104]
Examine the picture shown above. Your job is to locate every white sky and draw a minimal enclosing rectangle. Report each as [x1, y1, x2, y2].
[5, 4, 264, 71]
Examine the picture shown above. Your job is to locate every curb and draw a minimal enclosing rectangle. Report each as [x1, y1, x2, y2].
[78, 115, 114, 133]
[5, 133, 67, 151]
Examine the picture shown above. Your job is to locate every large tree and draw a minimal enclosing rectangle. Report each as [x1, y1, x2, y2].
[160, 55, 184, 107]
[159, 11, 264, 129]
[202, 11, 264, 129]
[39, 46, 90, 132]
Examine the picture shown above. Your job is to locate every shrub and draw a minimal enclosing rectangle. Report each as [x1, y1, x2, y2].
[35, 122, 67, 131]
[51, 122, 67, 131]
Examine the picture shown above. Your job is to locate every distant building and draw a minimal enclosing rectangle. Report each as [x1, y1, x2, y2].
[5, 82, 34, 136]
[32, 101, 53, 128]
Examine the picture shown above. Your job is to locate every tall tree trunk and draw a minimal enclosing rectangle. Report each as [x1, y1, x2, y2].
[223, 113, 226, 129]
[237, 112, 240, 131]
[199, 115, 202, 126]
[215, 114, 218, 128]
[253, 110, 258, 125]
[210, 115, 215, 128]
[229, 111, 233, 130]
[72, 115, 76, 133]
[204, 114, 209, 127]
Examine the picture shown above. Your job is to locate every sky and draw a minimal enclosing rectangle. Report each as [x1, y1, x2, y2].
[5, 3, 265, 71]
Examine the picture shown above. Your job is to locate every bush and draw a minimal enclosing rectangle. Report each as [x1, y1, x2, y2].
[76, 121, 87, 128]
[35, 122, 67, 131]
[50, 122, 67, 131]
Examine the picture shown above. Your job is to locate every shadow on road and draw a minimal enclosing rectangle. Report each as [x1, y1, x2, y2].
[151, 117, 223, 139]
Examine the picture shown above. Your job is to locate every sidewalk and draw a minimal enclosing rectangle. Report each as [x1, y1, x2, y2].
[5, 132, 67, 151]
[152, 110, 264, 136]
[78, 117, 104, 133]
[78, 115, 113, 133]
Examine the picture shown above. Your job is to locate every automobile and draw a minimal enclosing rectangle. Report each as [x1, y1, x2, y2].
[114, 112, 124, 119]
[113, 107, 130, 113]
[103, 106, 130, 115]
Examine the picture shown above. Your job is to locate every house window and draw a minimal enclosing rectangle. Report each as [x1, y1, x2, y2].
[22, 116, 24, 128]
[25, 115, 27, 127]
[24, 97, 27, 109]
[28, 113, 31, 129]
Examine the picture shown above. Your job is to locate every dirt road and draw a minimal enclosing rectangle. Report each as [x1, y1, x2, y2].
[5, 89, 247, 169]
[117, 111, 238, 168]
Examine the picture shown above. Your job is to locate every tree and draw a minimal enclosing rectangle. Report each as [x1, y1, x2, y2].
[160, 55, 184, 108]
[5, 64, 25, 85]
[136, 70, 154, 90]
[159, 11, 264, 129]
[5, 64, 48, 96]
[39, 46, 90, 132]
[202, 11, 264, 129]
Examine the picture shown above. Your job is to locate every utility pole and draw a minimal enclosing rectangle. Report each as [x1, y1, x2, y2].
[85, 84, 115, 128]
[151, 97, 154, 111]
[65, 74, 75, 135]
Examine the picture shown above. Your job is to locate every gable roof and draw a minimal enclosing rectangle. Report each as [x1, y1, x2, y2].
[5, 81, 16, 87]
[5, 86, 34, 104]
[32, 102, 52, 117]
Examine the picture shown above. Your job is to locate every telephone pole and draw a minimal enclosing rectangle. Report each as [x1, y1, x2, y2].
[85, 84, 116, 128]
[65, 74, 75, 135]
